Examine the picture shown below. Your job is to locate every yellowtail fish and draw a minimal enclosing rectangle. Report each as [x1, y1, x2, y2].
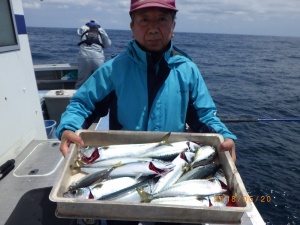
[63, 187, 91, 199]
[108, 159, 175, 178]
[98, 176, 156, 202]
[80, 132, 171, 163]
[139, 141, 200, 161]
[176, 163, 220, 183]
[64, 177, 141, 199]
[213, 168, 227, 187]
[150, 196, 210, 207]
[71, 157, 154, 174]
[68, 163, 121, 191]
[151, 151, 195, 194]
[147, 178, 226, 200]
[90, 177, 142, 200]
[79, 157, 153, 168]
[191, 145, 216, 167]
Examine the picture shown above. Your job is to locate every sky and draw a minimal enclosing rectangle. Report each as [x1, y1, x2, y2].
[22, 0, 300, 38]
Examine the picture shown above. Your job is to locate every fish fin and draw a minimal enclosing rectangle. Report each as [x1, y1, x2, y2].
[71, 160, 85, 168]
[157, 132, 172, 146]
[70, 165, 82, 171]
[113, 162, 122, 168]
[92, 183, 103, 189]
[136, 186, 151, 203]
[67, 181, 79, 191]
[100, 164, 121, 181]
[182, 164, 191, 173]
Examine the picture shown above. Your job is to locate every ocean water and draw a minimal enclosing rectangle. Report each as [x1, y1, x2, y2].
[27, 27, 300, 225]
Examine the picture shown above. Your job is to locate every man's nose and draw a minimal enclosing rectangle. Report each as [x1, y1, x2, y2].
[147, 21, 160, 33]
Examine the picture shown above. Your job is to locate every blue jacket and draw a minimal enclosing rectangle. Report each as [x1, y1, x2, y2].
[56, 40, 237, 140]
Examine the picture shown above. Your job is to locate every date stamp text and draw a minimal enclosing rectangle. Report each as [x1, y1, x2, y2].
[214, 195, 272, 203]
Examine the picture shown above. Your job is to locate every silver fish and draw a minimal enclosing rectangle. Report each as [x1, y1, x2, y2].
[68, 164, 119, 191]
[150, 196, 210, 207]
[109, 159, 175, 178]
[81, 157, 153, 168]
[139, 141, 200, 161]
[63, 187, 91, 199]
[72, 165, 112, 174]
[72, 157, 153, 174]
[151, 151, 195, 194]
[176, 163, 220, 183]
[90, 177, 141, 200]
[151, 178, 226, 199]
[213, 168, 227, 187]
[191, 145, 216, 167]
[80, 132, 171, 162]
[98, 177, 155, 202]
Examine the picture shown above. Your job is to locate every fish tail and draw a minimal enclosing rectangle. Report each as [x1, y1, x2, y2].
[70, 164, 82, 171]
[157, 132, 172, 147]
[113, 162, 122, 168]
[136, 186, 152, 203]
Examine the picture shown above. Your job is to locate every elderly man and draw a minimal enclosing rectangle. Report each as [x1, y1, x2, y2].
[57, 1, 237, 223]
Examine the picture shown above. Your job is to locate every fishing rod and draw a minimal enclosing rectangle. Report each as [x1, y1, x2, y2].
[220, 118, 300, 123]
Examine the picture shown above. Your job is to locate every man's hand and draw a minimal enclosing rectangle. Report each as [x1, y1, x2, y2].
[59, 130, 84, 157]
[218, 138, 236, 162]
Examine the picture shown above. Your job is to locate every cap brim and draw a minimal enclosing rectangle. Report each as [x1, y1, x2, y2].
[130, 3, 178, 13]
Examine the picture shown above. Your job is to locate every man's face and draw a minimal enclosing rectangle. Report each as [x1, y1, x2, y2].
[130, 8, 176, 53]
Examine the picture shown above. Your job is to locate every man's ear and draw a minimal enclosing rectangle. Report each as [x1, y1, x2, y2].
[130, 22, 134, 38]
[130, 22, 133, 31]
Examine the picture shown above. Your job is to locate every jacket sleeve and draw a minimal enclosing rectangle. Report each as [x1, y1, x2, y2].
[188, 63, 237, 140]
[77, 25, 88, 35]
[56, 64, 113, 139]
[99, 27, 112, 48]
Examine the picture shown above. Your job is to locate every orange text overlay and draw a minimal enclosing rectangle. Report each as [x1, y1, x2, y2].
[214, 195, 272, 203]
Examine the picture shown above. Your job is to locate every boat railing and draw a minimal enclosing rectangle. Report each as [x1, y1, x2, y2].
[34, 63, 78, 90]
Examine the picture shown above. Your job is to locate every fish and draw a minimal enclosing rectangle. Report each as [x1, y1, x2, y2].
[90, 177, 142, 200]
[80, 132, 171, 163]
[79, 156, 153, 168]
[139, 141, 200, 161]
[98, 176, 156, 202]
[71, 165, 112, 174]
[213, 168, 227, 187]
[64, 177, 142, 199]
[146, 178, 226, 200]
[71, 157, 154, 174]
[176, 163, 221, 183]
[151, 151, 195, 194]
[191, 145, 216, 167]
[63, 187, 92, 199]
[68, 163, 120, 191]
[150, 196, 210, 207]
[108, 159, 175, 178]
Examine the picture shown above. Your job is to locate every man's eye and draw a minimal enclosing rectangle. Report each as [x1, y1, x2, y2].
[140, 18, 148, 23]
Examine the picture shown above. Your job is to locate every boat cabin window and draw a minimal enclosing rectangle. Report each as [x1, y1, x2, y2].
[0, 0, 20, 53]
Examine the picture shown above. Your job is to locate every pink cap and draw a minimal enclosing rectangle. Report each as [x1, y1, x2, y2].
[130, 0, 178, 13]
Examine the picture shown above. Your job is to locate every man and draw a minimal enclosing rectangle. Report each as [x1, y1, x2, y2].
[76, 19, 111, 89]
[57, 1, 236, 224]
[58, 0, 236, 160]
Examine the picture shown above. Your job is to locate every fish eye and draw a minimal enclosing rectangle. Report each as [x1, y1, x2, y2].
[70, 189, 78, 195]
